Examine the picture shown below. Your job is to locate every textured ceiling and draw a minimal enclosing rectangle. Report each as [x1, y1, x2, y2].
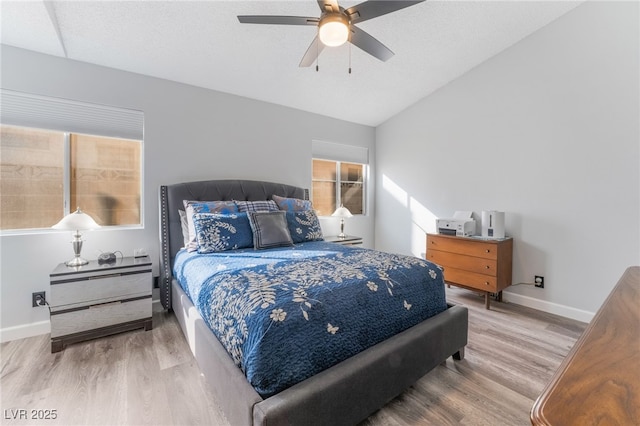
[1, 1, 582, 126]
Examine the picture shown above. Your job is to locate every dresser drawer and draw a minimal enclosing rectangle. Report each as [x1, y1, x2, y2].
[51, 271, 151, 310]
[50, 297, 151, 338]
[426, 250, 497, 276]
[427, 234, 497, 260]
[442, 268, 498, 292]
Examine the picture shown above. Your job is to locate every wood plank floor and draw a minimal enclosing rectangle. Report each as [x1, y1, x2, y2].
[1, 287, 586, 425]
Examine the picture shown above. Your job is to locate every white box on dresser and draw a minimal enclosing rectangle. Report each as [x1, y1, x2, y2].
[49, 256, 153, 352]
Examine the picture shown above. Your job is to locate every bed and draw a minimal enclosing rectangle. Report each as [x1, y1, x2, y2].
[159, 179, 468, 426]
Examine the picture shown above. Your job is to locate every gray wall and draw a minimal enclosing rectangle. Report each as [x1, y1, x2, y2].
[0, 46, 375, 340]
[375, 1, 639, 321]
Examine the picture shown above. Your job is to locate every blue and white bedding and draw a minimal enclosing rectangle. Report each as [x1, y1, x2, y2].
[173, 241, 447, 398]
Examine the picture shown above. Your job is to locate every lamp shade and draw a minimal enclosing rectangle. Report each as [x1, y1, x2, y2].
[318, 14, 349, 47]
[332, 206, 353, 219]
[52, 208, 100, 231]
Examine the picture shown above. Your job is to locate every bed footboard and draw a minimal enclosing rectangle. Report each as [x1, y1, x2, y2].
[253, 304, 468, 426]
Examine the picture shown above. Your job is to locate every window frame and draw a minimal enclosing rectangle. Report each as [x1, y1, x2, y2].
[311, 158, 367, 217]
[0, 124, 144, 235]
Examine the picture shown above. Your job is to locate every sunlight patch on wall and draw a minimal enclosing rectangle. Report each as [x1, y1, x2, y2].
[382, 174, 408, 207]
[409, 197, 437, 234]
[410, 196, 438, 258]
[382, 174, 438, 258]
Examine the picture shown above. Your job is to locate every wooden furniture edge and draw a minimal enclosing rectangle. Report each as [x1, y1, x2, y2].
[530, 266, 640, 425]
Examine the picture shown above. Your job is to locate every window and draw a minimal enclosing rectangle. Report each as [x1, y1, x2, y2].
[312, 159, 366, 216]
[70, 133, 141, 226]
[1, 125, 142, 231]
[0, 89, 143, 232]
[311, 140, 368, 217]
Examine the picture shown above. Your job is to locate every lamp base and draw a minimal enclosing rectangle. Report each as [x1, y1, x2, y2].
[66, 232, 88, 267]
[65, 257, 89, 267]
[338, 233, 346, 239]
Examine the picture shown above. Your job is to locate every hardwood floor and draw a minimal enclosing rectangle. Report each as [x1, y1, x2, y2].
[1, 287, 586, 425]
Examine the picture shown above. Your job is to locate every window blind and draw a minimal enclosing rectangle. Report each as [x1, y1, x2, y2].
[312, 140, 368, 164]
[0, 89, 144, 140]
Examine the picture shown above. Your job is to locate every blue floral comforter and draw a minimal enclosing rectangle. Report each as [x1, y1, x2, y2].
[173, 241, 447, 398]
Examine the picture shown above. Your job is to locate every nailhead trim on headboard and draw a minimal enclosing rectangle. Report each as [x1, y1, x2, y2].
[159, 185, 171, 310]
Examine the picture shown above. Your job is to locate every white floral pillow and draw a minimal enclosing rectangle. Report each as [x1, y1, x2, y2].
[193, 212, 253, 253]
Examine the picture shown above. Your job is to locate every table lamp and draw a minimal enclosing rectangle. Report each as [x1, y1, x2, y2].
[52, 208, 101, 266]
[331, 205, 353, 239]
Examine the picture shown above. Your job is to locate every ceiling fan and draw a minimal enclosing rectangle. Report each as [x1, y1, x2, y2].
[238, 0, 425, 67]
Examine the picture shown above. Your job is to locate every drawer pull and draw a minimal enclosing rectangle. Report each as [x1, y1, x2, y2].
[89, 301, 122, 309]
[89, 273, 122, 280]
[485, 249, 490, 253]
[485, 282, 490, 286]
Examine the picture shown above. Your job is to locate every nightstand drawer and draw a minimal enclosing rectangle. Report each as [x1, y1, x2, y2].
[50, 297, 151, 338]
[426, 250, 497, 275]
[443, 268, 498, 292]
[51, 271, 151, 310]
[427, 234, 497, 259]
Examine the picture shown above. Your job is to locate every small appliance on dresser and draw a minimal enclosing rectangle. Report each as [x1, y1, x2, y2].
[481, 210, 505, 239]
[436, 211, 476, 237]
[49, 256, 153, 352]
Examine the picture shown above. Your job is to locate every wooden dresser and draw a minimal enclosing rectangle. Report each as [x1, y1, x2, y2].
[426, 233, 512, 309]
[530, 266, 640, 425]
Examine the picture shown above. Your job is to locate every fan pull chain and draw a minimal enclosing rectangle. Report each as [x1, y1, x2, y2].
[316, 35, 320, 72]
[348, 41, 352, 74]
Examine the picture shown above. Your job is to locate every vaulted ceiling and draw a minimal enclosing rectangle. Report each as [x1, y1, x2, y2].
[1, 1, 582, 126]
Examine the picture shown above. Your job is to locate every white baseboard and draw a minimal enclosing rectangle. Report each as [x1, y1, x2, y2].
[1, 296, 590, 342]
[0, 320, 50, 343]
[503, 291, 594, 323]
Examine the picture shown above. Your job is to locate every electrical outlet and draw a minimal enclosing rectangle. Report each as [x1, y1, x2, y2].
[32, 291, 46, 307]
[534, 276, 545, 288]
[134, 248, 147, 258]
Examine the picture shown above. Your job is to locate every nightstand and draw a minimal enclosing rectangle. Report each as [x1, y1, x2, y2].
[49, 256, 153, 352]
[324, 235, 363, 246]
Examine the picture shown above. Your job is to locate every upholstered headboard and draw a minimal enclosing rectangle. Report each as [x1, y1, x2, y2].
[158, 179, 307, 309]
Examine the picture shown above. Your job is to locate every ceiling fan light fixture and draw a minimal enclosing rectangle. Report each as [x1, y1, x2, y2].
[318, 14, 349, 47]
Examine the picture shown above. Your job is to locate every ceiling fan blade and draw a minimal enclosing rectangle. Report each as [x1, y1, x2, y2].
[317, 0, 340, 13]
[350, 25, 394, 62]
[238, 16, 319, 26]
[345, 0, 424, 24]
[299, 35, 325, 67]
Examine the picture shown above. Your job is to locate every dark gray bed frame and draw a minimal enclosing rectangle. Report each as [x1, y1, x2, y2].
[159, 179, 468, 426]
